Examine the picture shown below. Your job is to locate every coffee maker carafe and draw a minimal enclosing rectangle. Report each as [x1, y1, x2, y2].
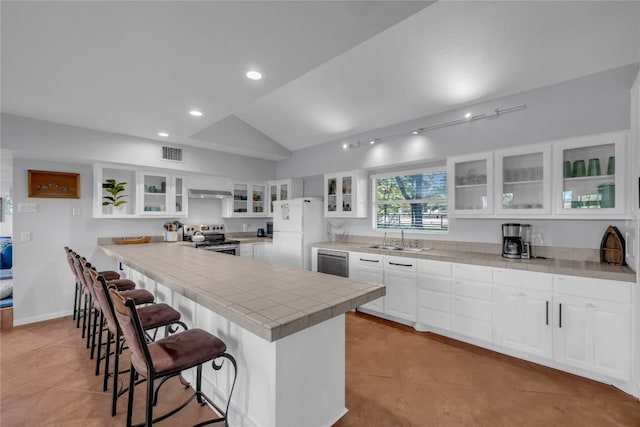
[520, 224, 531, 259]
[502, 223, 523, 259]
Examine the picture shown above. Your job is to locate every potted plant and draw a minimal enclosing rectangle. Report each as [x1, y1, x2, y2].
[102, 179, 127, 214]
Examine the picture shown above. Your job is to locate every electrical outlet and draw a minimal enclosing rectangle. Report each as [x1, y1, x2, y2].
[21, 231, 31, 242]
[72, 207, 81, 216]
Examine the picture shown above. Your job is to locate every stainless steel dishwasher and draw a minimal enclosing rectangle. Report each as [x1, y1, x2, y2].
[317, 249, 349, 277]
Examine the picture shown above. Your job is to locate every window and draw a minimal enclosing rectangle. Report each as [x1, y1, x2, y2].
[373, 168, 448, 232]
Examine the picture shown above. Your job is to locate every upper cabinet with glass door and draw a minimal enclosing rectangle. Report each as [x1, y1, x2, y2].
[553, 131, 627, 216]
[139, 172, 187, 217]
[447, 153, 494, 216]
[324, 170, 368, 217]
[94, 164, 138, 218]
[222, 182, 268, 217]
[495, 144, 551, 215]
[267, 179, 303, 216]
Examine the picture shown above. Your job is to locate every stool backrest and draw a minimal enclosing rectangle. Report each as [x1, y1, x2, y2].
[90, 271, 118, 335]
[109, 289, 153, 377]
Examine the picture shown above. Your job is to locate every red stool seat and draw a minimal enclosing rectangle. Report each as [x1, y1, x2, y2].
[119, 289, 155, 305]
[99, 270, 121, 281]
[108, 279, 135, 291]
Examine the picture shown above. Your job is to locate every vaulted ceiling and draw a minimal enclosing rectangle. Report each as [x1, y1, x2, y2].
[2, 1, 639, 161]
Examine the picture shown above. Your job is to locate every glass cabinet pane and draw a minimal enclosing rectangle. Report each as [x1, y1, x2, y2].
[234, 184, 248, 213]
[454, 159, 488, 210]
[102, 168, 136, 215]
[270, 184, 277, 213]
[342, 176, 352, 212]
[253, 185, 265, 213]
[175, 177, 184, 213]
[143, 174, 167, 213]
[502, 152, 544, 209]
[327, 177, 337, 212]
[562, 143, 615, 209]
[281, 184, 288, 201]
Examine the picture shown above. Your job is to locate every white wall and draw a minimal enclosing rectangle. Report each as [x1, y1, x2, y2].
[293, 64, 639, 249]
[1, 113, 278, 181]
[0, 151, 13, 237]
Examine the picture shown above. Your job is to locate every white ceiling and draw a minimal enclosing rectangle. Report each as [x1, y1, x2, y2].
[2, 1, 639, 161]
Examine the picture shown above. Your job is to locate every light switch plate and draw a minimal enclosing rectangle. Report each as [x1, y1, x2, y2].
[72, 207, 81, 216]
[18, 203, 39, 213]
[21, 231, 31, 242]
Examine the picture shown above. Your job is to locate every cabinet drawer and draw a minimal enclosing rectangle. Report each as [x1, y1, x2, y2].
[385, 256, 417, 272]
[417, 259, 451, 277]
[452, 263, 492, 282]
[452, 315, 492, 342]
[452, 296, 492, 322]
[417, 306, 451, 330]
[494, 268, 552, 291]
[351, 252, 384, 268]
[418, 288, 451, 312]
[453, 280, 492, 300]
[554, 275, 632, 303]
[417, 274, 451, 293]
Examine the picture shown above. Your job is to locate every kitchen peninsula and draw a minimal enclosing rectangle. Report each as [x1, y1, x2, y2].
[98, 242, 384, 427]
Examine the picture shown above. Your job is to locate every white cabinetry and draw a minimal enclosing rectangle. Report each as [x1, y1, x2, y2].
[451, 263, 493, 342]
[239, 243, 253, 258]
[416, 259, 452, 332]
[139, 171, 187, 217]
[383, 256, 417, 324]
[447, 152, 494, 216]
[553, 131, 627, 216]
[268, 179, 303, 216]
[554, 275, 632, 381]
[324, 170, 368, 218]
[349, 252, 384, 313]
[493, 269, 553, 359]
[94, 164, 186, 218]
[252, 242, 271, 262]
[223, 182, 268, 217]
[495, 144, 551, 215]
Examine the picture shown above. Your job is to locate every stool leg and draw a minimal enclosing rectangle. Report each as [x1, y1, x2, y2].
[126, 365, 135, 427]
[112, 332, 121, 416]
[81, 293, 88, 336]
[103, 329, 112, 393]
[95, 313, 104, 376]
[90, 308, 99, 359]
[196, 364, 203, 405]
[146, 371, 154, 427]
[73, 281, 79, 321]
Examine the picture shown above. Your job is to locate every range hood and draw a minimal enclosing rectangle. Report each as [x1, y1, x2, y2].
[188, 189, 233, 199]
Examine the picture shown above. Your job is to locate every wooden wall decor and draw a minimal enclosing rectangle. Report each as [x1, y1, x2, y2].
[28, 170, 80, 199]
[600, 225, 625, 265]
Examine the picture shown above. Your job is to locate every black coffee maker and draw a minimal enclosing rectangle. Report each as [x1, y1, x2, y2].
[502, 223, 523, 259]
[502, 223, 531, 259]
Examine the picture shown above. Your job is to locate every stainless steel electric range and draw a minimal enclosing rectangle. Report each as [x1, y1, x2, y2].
[182, 224, 240, 255]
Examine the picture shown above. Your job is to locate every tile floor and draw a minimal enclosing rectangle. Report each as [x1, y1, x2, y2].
[1, 311, 639, 426]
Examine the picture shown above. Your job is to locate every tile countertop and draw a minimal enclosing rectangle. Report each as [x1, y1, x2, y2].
[313, 242, 636, 283]
[98, 243, 383, 342]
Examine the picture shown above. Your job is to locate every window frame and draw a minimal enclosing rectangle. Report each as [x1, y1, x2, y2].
[371, 166, 449, 233]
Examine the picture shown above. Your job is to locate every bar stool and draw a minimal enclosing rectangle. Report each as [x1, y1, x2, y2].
[93, 275, 188, 417]
[82, 266, 155, 374]
[110, 288, 238, 427]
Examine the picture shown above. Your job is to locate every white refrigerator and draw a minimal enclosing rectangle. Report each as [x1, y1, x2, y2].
[272, 197, 325, 270]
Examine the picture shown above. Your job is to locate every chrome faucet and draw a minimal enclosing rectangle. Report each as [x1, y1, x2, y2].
[383, 232, 388, 246]
[401, 229, 405, 247]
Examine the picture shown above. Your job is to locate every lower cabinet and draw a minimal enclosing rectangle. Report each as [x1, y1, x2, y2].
[451, 264, 493, 342]
[239, 242, 272, 261]
[349, 252, 384, 313]
[553, 275, 632, 381]
[383, 256, 417, 323]
[416, 259, 452, 331]
[493, 269, 553, 360]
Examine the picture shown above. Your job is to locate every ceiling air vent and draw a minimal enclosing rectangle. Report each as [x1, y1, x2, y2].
[162, 146, 183, 163]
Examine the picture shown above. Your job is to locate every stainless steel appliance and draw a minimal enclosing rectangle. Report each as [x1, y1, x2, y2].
[317, 249, 349, 277]
[502, 223, 523, 259]
[502, 223, 532, 259]
[265, 221, 273, 237]
[182, 224, 240, 255]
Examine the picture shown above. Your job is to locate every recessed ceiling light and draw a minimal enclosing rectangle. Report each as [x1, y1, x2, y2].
[246, 70, 262, 80]
[189, 110, 203, 117]
[342, 143, 348, 149]
[369, 139, 376, 145]
[412, 130, 419, 135]
[465, 112, 472, 119]
[157, 132, 169, 137]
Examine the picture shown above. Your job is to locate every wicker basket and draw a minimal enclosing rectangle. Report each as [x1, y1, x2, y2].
[113, 236, 151, 245]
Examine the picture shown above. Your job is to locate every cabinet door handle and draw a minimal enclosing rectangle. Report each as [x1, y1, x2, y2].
[360, 258, 379, 263]
[585, 303, 596, 309]
[545, 301, 549, 326]
[389, 262, 413, 267]
[558, 303, 562, 328]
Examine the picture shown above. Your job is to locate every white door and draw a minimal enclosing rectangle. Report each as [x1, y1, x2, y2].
[271, 231, 303, 268]
[273, 199, 302, 233]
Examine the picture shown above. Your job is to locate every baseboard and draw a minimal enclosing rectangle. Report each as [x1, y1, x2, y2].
[14, 309, 73, 326]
